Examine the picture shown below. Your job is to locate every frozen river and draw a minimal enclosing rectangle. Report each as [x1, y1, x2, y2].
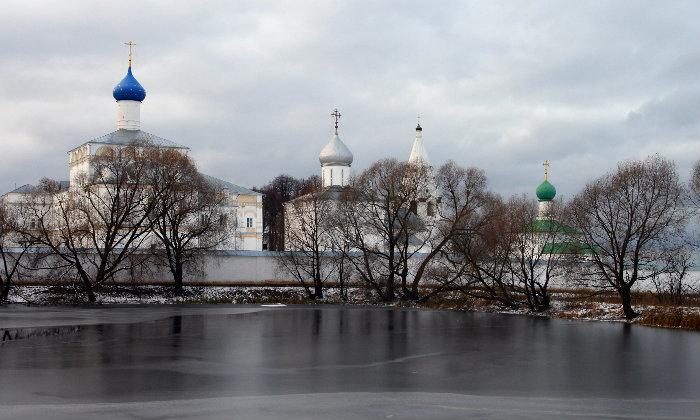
[0, 304, 699, 419]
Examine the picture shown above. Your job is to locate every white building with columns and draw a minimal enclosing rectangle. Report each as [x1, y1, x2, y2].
[3, 51, 263, 251]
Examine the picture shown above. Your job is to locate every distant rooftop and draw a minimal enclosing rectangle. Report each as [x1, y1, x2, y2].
[6, 180, 70, 194]
[6, 176, 259, 197]
[75, 129, 188, 151]
[287, 185, 349, 204]
[202, 174, 261, 196]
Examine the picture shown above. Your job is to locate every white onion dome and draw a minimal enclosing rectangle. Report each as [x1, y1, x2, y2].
[319, 134, 353, 166]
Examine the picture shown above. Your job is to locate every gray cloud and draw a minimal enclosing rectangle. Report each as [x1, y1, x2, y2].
[0, 0, 698, 199]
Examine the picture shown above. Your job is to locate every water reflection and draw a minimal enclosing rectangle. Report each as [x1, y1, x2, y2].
[0, 307, 699, 405]
[1, 325, 82, 343]
[171, 315, 182, 335]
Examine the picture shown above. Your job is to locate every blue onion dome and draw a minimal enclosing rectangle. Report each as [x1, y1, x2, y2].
[536, 180, 556, 201]
[113, 67, 146, 101]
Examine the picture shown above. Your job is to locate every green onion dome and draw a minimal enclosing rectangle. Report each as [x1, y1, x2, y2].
[536, 180, 556, 201]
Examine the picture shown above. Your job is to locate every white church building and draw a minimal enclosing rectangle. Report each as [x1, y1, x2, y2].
[2, 50, 263, 251]
[284, 111, 438, 252]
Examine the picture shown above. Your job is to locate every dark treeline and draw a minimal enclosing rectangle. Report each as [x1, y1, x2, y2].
[253, 175, 320, 251]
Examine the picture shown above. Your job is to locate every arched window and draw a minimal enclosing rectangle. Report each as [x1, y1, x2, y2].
[95, 146, 115, 158]
[427, 201, 435, 216]
[121, 146, 138, 160]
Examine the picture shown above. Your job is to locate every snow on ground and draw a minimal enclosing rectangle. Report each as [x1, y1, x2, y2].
[4, 285, 700, 330]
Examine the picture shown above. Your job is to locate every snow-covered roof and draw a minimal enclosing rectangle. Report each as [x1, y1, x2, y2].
[319, 134, 353, 166]
[285, 185, 352, 205]
[202, 174, 261, 196]
[6, 180, 69, 194]
[80, 129, 188, 150]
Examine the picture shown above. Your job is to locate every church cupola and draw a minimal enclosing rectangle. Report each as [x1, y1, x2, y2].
[319, 108, 353, 187]
[536, 160, 557, 219]
[113, 42, 145, 131]
[113, 67, 146, 102]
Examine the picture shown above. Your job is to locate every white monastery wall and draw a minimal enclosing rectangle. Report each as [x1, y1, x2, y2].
[8, 248, 700, 288]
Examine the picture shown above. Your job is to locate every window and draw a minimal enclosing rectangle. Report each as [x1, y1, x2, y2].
[427, 201, 435, 217]
[410, 201, 418, 214]
[330, 169, 334, 185]
[246, 217, 254, 228]
[219, 214, 227, 226]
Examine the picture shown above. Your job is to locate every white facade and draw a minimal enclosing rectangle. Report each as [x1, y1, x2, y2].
[538, 200, 553, 219]
[68, 143, 92, 188]
[230, 187, 264, 251]
[321, 165, 351, 188]
[116, 100, 141, 130]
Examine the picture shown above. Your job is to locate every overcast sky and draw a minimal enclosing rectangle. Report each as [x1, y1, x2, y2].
[1, 0, 698, 198]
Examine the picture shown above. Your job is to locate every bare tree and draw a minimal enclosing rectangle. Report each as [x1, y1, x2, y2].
[441, 194, 524, 308]
[407, 161, 488, 300]
[0, 207, 33, 303]
[567, 155, 687, 319]
[144, 148, 232, 295]
[689, 160, 700, 254]
[15, 143, 164, 302]
[254, 174, 320, 250]
[690, 160, 700, 210]
[336, 159, 431, 301]
[278, 180, 337, 299]
[651, 248, 695, 305]
[507, 196, 574, 311]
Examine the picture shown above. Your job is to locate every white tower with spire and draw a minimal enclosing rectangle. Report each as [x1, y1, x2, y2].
[407, 122, 438, 218]
[319, 108, 353, 188]
[408, 122, 431, 166]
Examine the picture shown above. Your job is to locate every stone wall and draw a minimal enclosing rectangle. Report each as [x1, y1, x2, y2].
[8, 248, 700, 289]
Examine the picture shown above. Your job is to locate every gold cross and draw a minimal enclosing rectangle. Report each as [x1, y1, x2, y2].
[125, 41, 136, 67]
[331, 108, 341, 135]
[543, 160, 550, 181]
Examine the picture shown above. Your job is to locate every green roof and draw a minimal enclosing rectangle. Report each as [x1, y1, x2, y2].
[541, 241, 596, 255]
[528, 219, 579, 234]
[536, 180, 556, 201]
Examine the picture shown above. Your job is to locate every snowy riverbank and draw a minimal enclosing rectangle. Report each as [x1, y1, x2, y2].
[4, 285, 700, 331]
